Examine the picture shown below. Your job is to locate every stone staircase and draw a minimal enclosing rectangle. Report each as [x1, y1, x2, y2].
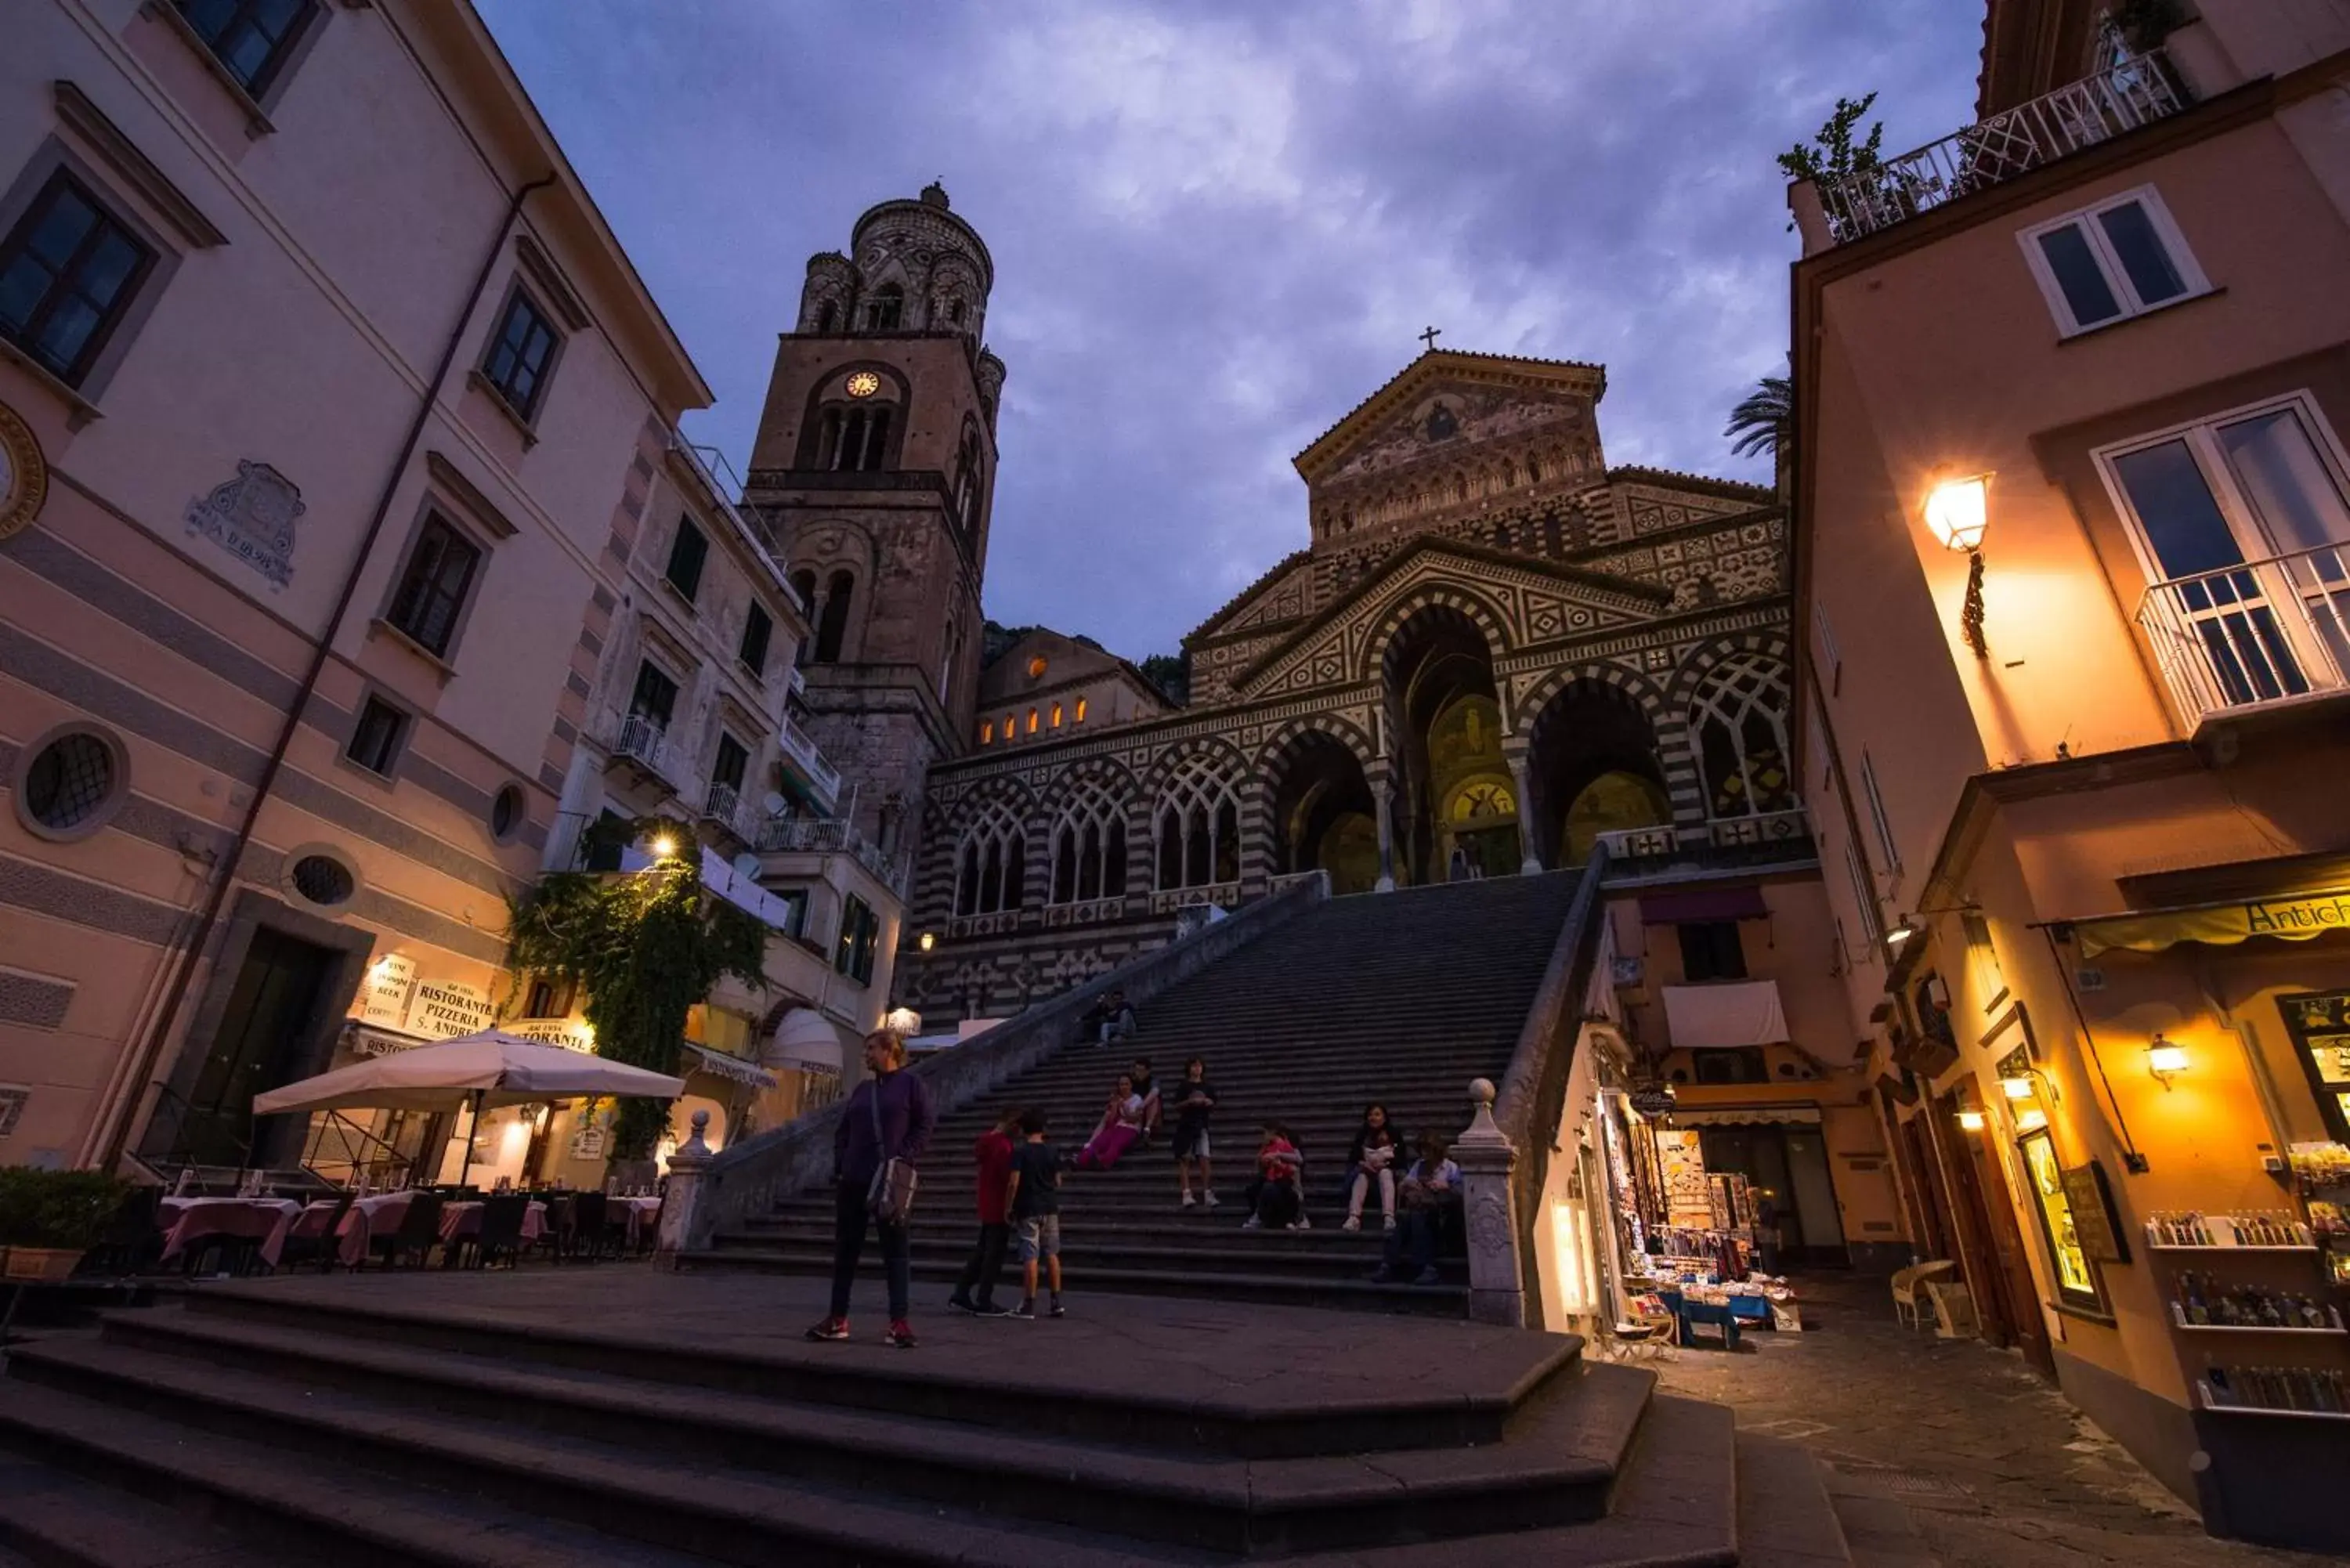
[0, 1272, 1862, 1566]
[689, 873, 1592, 1314]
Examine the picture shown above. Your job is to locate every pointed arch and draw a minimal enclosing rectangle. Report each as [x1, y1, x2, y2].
[1358, 579, 1515, 688]
[953, 798, 1029, 916]
[1681, 645, 1795, 821]
[1148, 746, 1245, 891]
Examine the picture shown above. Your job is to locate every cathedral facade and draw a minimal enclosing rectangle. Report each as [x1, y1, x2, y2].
[747, 190, 1800, 1023]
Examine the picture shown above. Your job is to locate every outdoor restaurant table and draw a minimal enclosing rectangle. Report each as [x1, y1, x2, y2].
[157, 1196, 306, 1270]
[288, 1192, 423, 1268]
[611, 1195, 662, 1248]
[436, 1199, 548, 1247]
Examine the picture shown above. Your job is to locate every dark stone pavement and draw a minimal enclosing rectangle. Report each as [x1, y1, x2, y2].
[1637, 1271, 2346, 1568]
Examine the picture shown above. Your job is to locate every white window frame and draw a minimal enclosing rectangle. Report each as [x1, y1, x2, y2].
[1812, 599, 1842, 695]
[1844, 841, 1883, 954]
[2091, 390, 2350, 588]
[1859, 750, 1900, 873]
[2017, 186, 2209, 338]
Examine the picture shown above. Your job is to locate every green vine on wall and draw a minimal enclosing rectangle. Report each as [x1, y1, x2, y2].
[505, 819, 768, 1161]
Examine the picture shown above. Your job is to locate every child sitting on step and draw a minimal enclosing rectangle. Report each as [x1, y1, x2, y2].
[1241, 1122, 1307, 1231]
[1073, 1073, 1148, 1170]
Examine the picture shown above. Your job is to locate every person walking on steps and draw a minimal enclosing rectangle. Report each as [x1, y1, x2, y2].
[807, 1029, 935, 1349]
[1173, 1057, 1218, 1210]
[1006, 1109, 1066, 1318]
[1342, 1103, 1407, 1233]
[949, 1107, 1021, 1317]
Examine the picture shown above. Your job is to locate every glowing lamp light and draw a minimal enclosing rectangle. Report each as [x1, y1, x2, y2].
[2001, 1075, 2036, 1100]
[1924, 475, 1990, 552]
[2016, 1107, 2049, 1131]
[918, 931, 936, 952]
[1885, 914, 1919, 947]
[649, 833, 678, 859]
[1957, 1109, 1987, 1133]
[884, 1006, 922, 1037]
[2148, 1035, 2189, 1086]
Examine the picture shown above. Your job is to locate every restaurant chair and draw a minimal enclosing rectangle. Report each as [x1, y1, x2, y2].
[536, 1194, 575, 1264]
[1890, 1259, 1958, 1331]
[371, 1192, 444, 1270]
[461, 1194, 530, 1270]
[566, 1192, 609, 1263]
[81, 1188, 164, 1278]
[277, 1193, 355, 1274]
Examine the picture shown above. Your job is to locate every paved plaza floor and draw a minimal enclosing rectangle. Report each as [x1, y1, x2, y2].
[1642, 1272, 2344, 1568]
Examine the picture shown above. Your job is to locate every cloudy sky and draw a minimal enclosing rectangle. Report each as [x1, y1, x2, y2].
[479, 2, 1983, 662]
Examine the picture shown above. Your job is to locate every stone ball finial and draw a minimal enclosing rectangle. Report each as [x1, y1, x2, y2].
[689, 1109, 710, 1136]
[1469, 1077, 1496, 1107]
[920, 180, 949, 210]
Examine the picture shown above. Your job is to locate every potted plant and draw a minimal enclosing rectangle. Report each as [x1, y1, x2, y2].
[0, 1167, 132, 1282]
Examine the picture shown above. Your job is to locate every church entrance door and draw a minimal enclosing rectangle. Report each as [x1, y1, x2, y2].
[1382, 605, 1510, 886]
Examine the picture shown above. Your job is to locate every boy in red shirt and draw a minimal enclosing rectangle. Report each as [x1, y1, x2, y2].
[949, 1107, 1021, 1316]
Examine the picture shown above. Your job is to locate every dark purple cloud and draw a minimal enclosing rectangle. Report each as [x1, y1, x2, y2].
[478, 1, 1983, 658]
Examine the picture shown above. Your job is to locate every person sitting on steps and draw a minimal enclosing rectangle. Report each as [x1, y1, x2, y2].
[1081, 988, 1136, 1047]
[1241, 1121, 1308, 1231]
[1072, 1073, 1147, 1170]
[1128, 1056, 1162, 1146]
[1371, 1134, 1461, 1286]
[1172, 1057, 1218, 1210]
[1342, 1103, 1408, 1233]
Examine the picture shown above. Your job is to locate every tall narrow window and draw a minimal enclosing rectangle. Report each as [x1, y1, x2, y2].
[815, 301, 837, 333]
[813, 572, 854, 663]
[481, 288, 558, 417]
[864, 284, 903, 331]
[954, 807, 1028, 916]
[663, 518, 709, 603]
[1677, 921, 1748, 982]
[1050, 703, 1063, 728]
[173, 0, 318, 96]
[980, 721, 994, 746]
[1049, 789, 1129, 905]
[1858, 751, 1900, 870]
[1075, 697, 1089, 724]
[627, 660, 678, 728]
[1844, 841, 1883, 949]
[739, 602, 774, 677]
[1155, 757, 1239, 891]
[1027, 708, 1039, 735]
[346, 696, 407, 777]
[1690, 652, 1795, 818]
[385, 515, 480, 658]
[0, 173, 156, 387]
[710, 734, 748, 793]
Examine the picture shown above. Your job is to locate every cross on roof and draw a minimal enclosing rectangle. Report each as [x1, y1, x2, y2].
[1419, 325, 1442, 352]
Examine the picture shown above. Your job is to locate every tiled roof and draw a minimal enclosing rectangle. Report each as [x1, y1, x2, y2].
[1606, 464, 1776, 502]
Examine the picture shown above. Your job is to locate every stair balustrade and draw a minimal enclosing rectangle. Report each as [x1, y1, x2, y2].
[667, 871, 1331, 1257]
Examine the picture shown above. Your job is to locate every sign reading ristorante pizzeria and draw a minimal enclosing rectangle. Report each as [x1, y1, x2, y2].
[2077, 891, 2350, 956]
[405, 978, 493, 1039]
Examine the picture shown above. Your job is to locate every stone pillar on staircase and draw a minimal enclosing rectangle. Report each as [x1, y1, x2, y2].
[1455, 1078, 1524, 1327]
[1372, 772, 1397, 894]
[1506, 750, 1542, 876]
[653, 1109, 713, 1272]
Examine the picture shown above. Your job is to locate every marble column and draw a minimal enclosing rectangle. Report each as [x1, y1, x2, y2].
[1372, 776, 1397, 894]
[1506, 751, 1542, 876]
[1455, 1078, 1525, 1328]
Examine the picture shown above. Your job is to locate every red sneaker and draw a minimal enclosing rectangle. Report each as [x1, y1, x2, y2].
[804, 1317, 850, 1342]
[885, 1319, 918, 1349]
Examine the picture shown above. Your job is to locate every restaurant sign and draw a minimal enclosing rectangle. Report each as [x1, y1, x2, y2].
[405, 978, 492, 1039]
[2077, 891, 2350, 957]
[355, 953, 418, 1028]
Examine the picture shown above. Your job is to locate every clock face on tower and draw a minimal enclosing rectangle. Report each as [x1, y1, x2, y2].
[844, 371, 881, 399]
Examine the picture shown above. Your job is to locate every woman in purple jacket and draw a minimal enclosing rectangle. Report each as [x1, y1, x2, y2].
[806, 1029, 936, 1349]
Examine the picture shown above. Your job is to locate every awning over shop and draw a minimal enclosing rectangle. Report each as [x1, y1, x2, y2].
[2073, 890, 2350, 956]
[1661, 980, 1790, 1049]
[763, 1007, 854, 1075]
[680, 1041, 777, 1092]
[1668, 1104, 1823, 1127]
[1638, 886, 1770, 924]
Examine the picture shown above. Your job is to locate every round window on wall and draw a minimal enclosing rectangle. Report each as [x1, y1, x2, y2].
[490, 784, 524, 844]
[14, 726, 126, 842]
[288, 852, 357, 909]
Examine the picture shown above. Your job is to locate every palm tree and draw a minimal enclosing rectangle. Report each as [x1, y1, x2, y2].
[1726, 374, 1791, 461]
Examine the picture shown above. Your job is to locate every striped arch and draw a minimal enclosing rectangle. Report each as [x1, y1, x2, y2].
[1251, 714, 1379, 890]
[1509, 658, 1668, 738]
[1136, 733, 1252, 801]
[1666, 633, 1795, 710]
[1250, 713, 1377, 782]
[1517, 659, 1690, 850]
[1358, 580, 1516, 687]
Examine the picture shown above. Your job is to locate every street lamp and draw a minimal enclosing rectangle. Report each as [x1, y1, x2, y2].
[1924, 475, 1992, 658]
[2147, 1033, 2189, 1087]
[649, 833, 678, 860]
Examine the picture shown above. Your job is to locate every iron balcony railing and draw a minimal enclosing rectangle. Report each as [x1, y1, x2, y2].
[757, 815, 909, 898]
[1813, 49, 2187, 244]
[1593, 808, 1814, 869]
[701, 782, 749, 840]
[2137, 541, 2350, 728]
[613, 712, 667, 772]
[779, 714, 841, 807]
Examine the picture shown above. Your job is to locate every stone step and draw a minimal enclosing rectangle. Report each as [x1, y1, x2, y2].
[738, 1211, 1404, 1246]
[0, 1449, 277, 1568]
[0, 1379, 718, 1568]
[702, 1231, 1460, 1284]
[1734, 1434, 1853, 1568]
[682, 1247, 1475, 1313]
[39, 1310, 1650, 1556]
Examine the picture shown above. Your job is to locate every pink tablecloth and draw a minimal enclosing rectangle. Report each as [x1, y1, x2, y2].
[287, 1193, 423, 1267]
[612, 1195, 662, 1247]
[157, 1198, 305, 1269]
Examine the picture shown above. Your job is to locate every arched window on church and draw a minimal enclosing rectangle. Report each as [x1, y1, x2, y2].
[954, 806, 1026, 916]
[817, 404, 892, 472]
[1075, 696, 1088, 724]
[816, 301, 837, 333]
[1155, 757, 1241, 891]
[813, 571, 854, 663]
[981, 720, 994, 745]
[864, 283, 903, 331]
[1690, 652, 1796, 819]
[951, 425, 984, 540]
[1050, 788, 1129, 905]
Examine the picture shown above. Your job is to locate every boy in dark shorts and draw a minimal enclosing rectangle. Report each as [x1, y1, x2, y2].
[1005, 1109, 1065, 1318]
[1172, 1057, 1218, 1210]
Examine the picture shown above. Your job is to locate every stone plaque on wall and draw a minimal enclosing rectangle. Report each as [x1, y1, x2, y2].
[406, 978, 492, 1040]
[184, 460, 304, 590]
[354, 953, 418, 1028]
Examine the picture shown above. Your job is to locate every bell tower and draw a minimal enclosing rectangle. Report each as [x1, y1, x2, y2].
[743, 183, 1004, 863]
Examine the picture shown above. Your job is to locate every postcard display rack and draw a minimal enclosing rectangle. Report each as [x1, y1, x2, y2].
[2146, 1143, 2350, 1552]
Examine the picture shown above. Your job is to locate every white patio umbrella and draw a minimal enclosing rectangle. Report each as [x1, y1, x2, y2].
[253, 1028, 685, 1185]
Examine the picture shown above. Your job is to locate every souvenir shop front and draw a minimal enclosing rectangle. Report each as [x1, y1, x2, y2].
[1592, 1086, 1802, 1347]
